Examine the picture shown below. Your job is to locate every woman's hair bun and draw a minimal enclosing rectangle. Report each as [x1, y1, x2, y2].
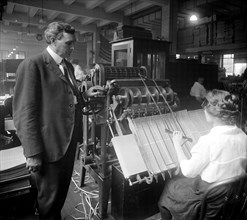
[205, 89, 239, 125]
[221, 93, 239, 111]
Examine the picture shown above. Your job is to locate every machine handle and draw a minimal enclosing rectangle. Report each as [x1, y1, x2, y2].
[165, 129, 193, 143]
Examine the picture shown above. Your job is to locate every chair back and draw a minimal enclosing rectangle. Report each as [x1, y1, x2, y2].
[199, 173, 247, 220]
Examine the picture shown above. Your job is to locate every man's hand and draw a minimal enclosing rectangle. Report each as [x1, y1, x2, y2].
[26, 154, 42, 172]
[84, 85, 104, 98]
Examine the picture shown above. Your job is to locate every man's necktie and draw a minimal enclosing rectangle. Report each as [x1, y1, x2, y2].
[60, 59, 84, 107]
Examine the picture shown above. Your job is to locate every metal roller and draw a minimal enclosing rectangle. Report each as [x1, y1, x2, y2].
[165, 87, 174, 102]
[158, 86, 167, 102]
[128, 87, 142, 105]
[139, 87, 151, 105]
[116, 87, 133, 108]
[148, 86, 159, 103]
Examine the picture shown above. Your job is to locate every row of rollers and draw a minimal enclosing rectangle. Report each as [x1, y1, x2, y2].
[115, 86, 175, 108]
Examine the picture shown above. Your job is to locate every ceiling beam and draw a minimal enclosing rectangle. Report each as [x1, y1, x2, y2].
[124, 1, 153, 16]
[63, 0, 76, 5]
[2, 12, 97, 33]
[85, 0, 105, 9]
[105, 0, 131, 13]
[46, 11, 59, 20]
[80, 17, 97, 26]
[97, 20, 112, 27]
[8, 0, 123, 23]
[28, 7, 39, 17]
[65, 14, 78, 23]
[141, 0, 169, 7]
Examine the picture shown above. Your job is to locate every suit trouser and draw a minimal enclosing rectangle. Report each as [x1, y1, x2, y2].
[32, 103, 82, 220]
[32, 134, 77, 220]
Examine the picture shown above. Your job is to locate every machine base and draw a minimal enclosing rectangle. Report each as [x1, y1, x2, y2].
[111, 164, 166, 220]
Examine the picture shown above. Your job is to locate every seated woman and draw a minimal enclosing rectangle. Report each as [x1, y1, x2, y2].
[159, 89, 247, 220]
[188, 77, 207, 110]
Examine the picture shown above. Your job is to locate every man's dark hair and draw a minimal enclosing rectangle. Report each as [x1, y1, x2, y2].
[44, 21, 75, 44]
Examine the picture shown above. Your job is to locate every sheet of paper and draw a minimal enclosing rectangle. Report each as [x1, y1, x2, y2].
[133, 116, 177, 174]
[4, 119, 16, 131]
[0, 146, 26, 171]
[111, 134, 148, 178]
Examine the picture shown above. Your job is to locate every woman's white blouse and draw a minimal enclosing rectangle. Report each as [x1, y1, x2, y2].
[180, 125, 247, 183]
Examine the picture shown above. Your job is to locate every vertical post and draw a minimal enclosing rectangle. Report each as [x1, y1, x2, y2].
[98, 89, 111, 218]
[162, 0, 178, 63]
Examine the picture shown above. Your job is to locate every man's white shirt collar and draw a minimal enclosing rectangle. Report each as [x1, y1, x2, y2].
[46, 46, 63, 65]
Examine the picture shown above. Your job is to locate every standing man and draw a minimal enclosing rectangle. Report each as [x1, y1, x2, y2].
[13, 21, 101, 220]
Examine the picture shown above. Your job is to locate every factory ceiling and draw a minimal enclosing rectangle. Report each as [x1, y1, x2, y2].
[0, 0, 168, 36]
[0, 0, 247, 38]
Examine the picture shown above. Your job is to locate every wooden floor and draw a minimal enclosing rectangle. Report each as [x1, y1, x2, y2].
[0, 157, 161, 220]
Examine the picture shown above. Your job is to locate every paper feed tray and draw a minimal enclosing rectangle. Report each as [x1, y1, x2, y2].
[111, 134, 148, 179]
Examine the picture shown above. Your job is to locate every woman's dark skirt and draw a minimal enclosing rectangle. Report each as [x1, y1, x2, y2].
[158, 175, 228, 220]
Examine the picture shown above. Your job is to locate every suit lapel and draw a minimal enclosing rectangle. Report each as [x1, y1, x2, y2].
[42, 50, 68, 84]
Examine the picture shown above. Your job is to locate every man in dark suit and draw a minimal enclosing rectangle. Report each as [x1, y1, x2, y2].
[13, 21, 102, 220]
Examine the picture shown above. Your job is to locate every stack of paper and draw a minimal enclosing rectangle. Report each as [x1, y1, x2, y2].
[0, 146, 31, 200]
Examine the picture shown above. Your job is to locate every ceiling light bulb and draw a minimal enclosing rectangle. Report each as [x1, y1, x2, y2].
[190, 14, 198, 21]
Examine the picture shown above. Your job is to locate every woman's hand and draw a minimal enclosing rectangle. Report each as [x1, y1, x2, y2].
[172, 130, 188, 162]
[172, 130, 184, 146]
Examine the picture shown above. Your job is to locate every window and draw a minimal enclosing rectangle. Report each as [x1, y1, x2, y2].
[234, 63, 247, 76]
[16, 51, 25, 59]
[223, 54, 234, 76]
[223, 54, 247, 76]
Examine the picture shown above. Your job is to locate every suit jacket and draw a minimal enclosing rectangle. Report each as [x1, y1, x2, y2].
[13, 50, 83, 162]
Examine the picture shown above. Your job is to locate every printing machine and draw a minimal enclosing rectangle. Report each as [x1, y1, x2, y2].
[79, 64, 211, 220]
